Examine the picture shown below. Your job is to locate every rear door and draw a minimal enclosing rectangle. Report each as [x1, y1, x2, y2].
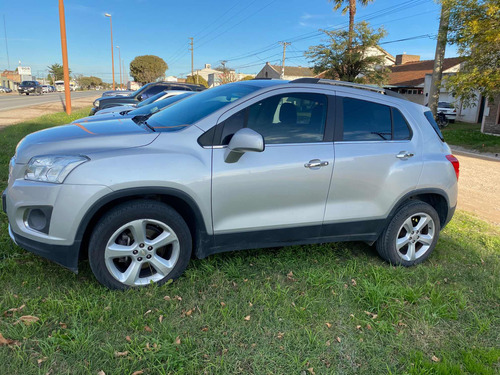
[324, 95, 423, 229]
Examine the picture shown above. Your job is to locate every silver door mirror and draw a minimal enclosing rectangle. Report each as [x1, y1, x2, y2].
[224, 128, 264, 163]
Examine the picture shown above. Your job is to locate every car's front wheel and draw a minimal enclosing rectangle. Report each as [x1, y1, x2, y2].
[89, 200, 192, 290]
[376, 201, 440, 266]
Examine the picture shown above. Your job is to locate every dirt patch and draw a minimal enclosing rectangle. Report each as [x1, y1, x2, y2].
[0, 96, 97, 128]
[455, 153, 500, 226]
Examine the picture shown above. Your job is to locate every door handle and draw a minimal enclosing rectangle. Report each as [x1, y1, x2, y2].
[396, 151, 414, 159]
[305, 159, 329, 168]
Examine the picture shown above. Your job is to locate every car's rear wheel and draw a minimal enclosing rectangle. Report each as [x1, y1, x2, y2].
[89, 200, 192, 290]
[376, 201, 440, 266]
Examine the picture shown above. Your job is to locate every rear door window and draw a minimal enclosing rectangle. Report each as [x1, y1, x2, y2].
[341, 97, 412, 141]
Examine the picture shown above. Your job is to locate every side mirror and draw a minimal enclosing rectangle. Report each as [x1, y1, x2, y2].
[137, 94, 143, 101]
[224, 128, 264, 163]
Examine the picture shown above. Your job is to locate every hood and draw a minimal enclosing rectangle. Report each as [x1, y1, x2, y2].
[72, 112, 126, 123]
[15, 119, 159, 164]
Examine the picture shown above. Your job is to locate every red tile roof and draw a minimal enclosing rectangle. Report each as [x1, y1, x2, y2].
[388, 57, 463, 87]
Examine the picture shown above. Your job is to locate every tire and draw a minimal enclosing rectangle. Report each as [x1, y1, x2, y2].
[376, 200, 440, 266]
[88, 200, 192, 290]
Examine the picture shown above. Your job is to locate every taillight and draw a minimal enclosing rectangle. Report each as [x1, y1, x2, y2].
[446, 154, 459, 180]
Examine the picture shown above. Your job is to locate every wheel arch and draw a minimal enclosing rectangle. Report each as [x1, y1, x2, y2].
[387, 188, 451, 229]
[76, 187, 211, 262]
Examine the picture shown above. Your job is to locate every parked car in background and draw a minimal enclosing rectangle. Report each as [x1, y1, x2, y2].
[42, 85, 51, 93]
[94, 90, 193, 116]
[101, 90, 134, 97]
[18, 81, 43, 95]
[72, 92, 194, 124]
[90, 82, 205, 115]
[437, 102, 456, 122]
[49, 85, 56, 92]
[0, 86, 13, 93]
[4, 79, 459, 289]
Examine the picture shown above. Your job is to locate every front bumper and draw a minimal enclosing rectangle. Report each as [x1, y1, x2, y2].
[4, 180, 112, 272]
[9, 225, 81, 272]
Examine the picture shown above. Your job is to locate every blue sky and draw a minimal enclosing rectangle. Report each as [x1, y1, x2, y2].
[0, 0, 458, 83]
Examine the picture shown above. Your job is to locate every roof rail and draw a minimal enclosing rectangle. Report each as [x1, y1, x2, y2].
[289, 78, 408, 100]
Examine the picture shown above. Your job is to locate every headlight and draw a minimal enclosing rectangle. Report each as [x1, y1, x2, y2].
[25, 155, 89, 183]
[93, 99, 100, 107]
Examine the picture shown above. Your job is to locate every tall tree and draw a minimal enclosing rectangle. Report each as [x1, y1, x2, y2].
[428, 3, 451, 116]
[129, 55, 168, 84]
[329, 0, 374, 47]
[445, 0, 500, 107]
[306, 22, 388, 84]
[47, 63, 71, 81]
[186, 74, 208, 88]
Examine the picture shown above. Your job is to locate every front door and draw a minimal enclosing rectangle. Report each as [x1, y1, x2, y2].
[211, 91, 334, 245]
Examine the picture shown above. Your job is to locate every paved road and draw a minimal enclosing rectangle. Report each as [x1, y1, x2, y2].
[0, 91, 101, 112]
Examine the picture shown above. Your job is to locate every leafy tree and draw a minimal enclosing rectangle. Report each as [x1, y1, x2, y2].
[186, 74, 208, 88]
[129, 55, 168, 84]
[329, 0, 374, 47]
[445, 0, 500, 106]
[306, 22, 388, 85]
[77, 76, 104, 90]
[239, 75, 254, 81]
[47, 63, 71, 82]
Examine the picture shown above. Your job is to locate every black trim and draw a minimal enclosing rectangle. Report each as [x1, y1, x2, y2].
[324, 95, 336, 142]
[2, 190, 6, 214]
[11, 230, 81, 273]
[387, 188, 451, 227]
[334, 95, 344, 141]
[206, 219, 385, 258]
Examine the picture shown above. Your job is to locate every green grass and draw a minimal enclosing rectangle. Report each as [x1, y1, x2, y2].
[442, 122, 500, 154]
[1, 110, 499, 374]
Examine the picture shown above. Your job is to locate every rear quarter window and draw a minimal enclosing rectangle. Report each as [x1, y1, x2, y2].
[424, 111, 444, 141]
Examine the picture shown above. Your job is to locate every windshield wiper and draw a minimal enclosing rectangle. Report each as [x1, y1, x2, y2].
[132, 114, 155, 132]
[371, 132, 391, 140]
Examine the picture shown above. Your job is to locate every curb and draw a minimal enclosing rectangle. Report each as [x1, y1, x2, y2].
[451, 148, 500, 162]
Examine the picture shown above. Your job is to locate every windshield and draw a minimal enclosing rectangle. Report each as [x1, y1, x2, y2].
[438, 102, 453, 108]
[136, 91, 167, 107]
[129, 93, 194, 116]
[148, 83, 261, 129]
[22, 81, 35, 86]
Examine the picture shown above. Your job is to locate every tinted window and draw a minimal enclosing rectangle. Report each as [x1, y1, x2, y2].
[137, 92, 167, 107]
[392, 108, 411, 140]
[247, 93, 327, 144]
[129, 93, 193, 116]
[343, 98, 392, 141]
[221, 110, 246, 145]
[142, 86, 166, 98]
[147, 82, 260, 130]
[424, 111, 444, 141]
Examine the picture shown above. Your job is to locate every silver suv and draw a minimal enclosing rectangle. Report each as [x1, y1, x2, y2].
[3, 79, 459, 290]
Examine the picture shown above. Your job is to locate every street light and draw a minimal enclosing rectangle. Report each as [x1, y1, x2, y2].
[105, 13, 115, 90]
[116, 45, 122, 90]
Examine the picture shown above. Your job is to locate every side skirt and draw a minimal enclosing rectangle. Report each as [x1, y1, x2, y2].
[196, 219, 386, 259]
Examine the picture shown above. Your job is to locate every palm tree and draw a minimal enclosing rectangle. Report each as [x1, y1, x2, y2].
[329, 0, 375, 47]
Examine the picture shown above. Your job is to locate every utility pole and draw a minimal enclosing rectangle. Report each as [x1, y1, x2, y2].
[105, 13, 115, 90]
[116, 46, 122, 89]
[122, 59, 126, 89]
[428, 4, 450, 116]
[279, 41, 291, 79]
[189, 37, 194, 79]
[58, 0, 71, 114]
